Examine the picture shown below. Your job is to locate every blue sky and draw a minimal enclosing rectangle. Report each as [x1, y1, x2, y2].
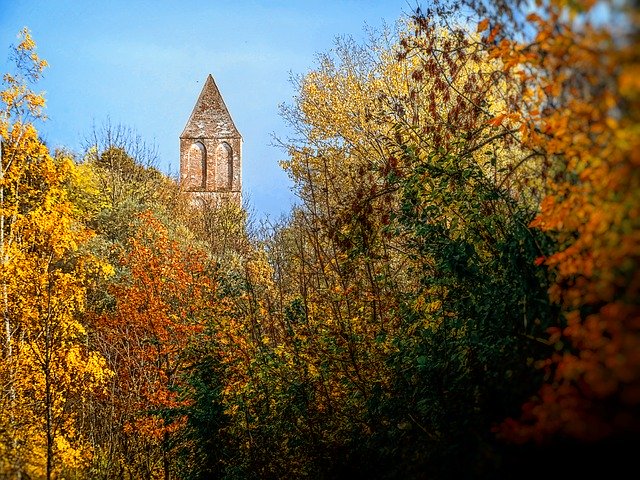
[0, 0, 420, 220]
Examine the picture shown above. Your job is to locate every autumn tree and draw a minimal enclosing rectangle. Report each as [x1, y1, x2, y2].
[475, 0, 640, 459]
[81, 121, 169, 207]
[85, 211, 220, 479]
[209, 14, 557, 478]
[0, 29, 111, 479]
[76, 120, 186, 245]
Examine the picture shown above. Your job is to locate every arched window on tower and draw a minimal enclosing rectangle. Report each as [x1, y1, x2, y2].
[215, 142, 233, 191]
[188, 142, 206, 190]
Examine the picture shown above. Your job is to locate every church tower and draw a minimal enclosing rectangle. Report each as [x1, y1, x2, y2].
[180, 74, 242, 205]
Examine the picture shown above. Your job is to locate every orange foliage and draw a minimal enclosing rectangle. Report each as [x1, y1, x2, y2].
[92, 211, 216, 450]
[492, 0, 640, 442]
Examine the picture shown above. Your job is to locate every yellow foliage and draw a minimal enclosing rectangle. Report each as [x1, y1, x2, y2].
[1, 29, 111, 478]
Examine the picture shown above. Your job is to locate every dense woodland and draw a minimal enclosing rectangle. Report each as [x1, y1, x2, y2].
[1, 0, 639, 478]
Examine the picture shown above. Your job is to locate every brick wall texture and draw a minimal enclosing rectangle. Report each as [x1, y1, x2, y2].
[180, 74, 242, 205]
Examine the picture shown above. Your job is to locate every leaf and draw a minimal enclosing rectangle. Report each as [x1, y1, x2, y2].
[487, 25, 502, 43]
[488, 114, 506, 126]
[526, 13, 542, 23]
[477, 18, 490, 33]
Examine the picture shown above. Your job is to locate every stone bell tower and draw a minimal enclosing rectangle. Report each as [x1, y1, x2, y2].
[180, 74, 242, 205]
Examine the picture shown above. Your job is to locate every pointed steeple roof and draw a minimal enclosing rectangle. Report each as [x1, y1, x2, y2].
[180, 74, 241, 139]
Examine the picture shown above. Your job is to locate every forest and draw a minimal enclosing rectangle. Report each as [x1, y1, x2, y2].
[1, 0, 638, 478]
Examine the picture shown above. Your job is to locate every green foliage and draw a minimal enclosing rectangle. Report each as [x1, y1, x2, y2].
[173, 347, 233, 480]
[372, 145, 557, 477]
